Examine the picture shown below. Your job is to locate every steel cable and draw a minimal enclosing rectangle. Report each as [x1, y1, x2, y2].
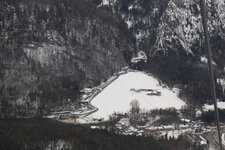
[199, 0, 223, 149]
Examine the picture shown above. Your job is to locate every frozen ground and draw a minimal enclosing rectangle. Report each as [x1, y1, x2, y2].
[160, 129, 192, 139]
[203, 102, 225, 110]
[89, 71, 186, 119]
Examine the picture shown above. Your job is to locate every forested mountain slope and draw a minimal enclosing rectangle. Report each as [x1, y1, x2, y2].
[1, 0, 225, 118]
[0, 0, 135, 118]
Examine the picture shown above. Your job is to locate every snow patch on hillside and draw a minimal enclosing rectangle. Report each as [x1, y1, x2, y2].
[102, 0, 109, 6]
[201, 56, 217, 65]
[203, 102, 225, 110]
[126, 20, 133, 29]
[100, 0, 117, 6]
[24, 43, 67, 66]
[89, 71, 186, 119]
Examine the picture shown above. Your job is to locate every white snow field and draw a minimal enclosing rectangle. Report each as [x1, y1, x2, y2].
[89, 71, 186, 119]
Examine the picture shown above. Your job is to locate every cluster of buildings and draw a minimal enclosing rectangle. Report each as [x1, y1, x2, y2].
[130, 88, 161, 96]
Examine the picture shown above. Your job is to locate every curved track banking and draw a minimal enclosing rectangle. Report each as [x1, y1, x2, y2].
[78, 71, 126, 118]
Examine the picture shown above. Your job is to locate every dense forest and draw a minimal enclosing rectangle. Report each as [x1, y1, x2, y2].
[0, 0, 135, 118]
[0, 119, 203, 150]
[201, 109, 225, 123]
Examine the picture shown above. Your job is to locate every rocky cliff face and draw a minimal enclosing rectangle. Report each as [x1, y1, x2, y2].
[92, 0, 225, 63]
[0, 0, 135, 118]
[152, 0, 225, 63]
[90, 0, 225, 104]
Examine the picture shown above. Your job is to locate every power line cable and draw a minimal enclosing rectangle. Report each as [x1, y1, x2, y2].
[200, 0, 223, 149]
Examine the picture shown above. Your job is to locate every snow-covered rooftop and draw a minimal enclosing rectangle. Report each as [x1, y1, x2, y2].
[131, 51, 147, 63]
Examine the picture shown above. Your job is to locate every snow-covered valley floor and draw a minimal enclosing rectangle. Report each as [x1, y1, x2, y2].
[89, 71, 186, 120]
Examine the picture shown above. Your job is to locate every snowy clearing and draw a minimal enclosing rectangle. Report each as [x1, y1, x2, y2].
[89, 71, 186, 119]
[203, 102, 225, 111]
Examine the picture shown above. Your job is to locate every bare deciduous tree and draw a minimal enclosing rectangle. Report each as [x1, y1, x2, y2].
[130, 99, 140, 115]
